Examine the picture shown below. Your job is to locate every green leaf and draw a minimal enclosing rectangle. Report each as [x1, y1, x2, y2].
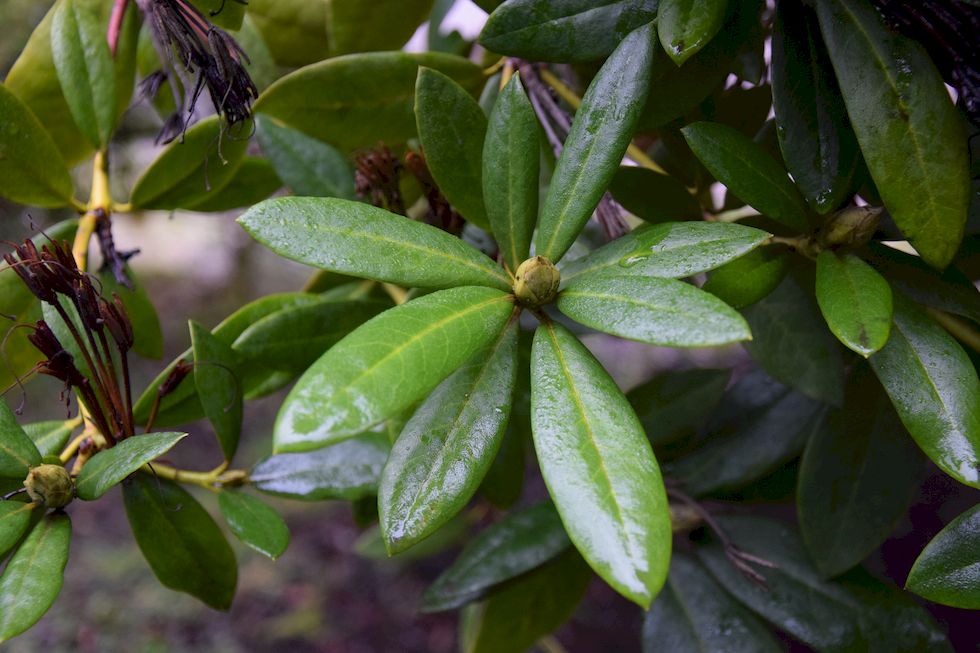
[250, 435, 391, 501]
[817, 0, 970, 268]
[657, 0, 728, 66]
[189, 0, 245, 30]
[75, 432, 187, 500]
[123, 474, 237, 610]
[559, 275, 751, 347]
[0, 83, 74, 207]
[98, 264, 164, 360]
[483, 73, 540, 271]
[51, 0, 116, 147]
[245, 0, 329, 67]
[0, 502, 34, 559]
[535, 21, 656, 262]
[815, 252, 893, 357]
[22, 420, 77, 459]
[274, 286, 514, 452]
[240, 198, 511, 291]
[185, 157, 283, 212]
[191, 322, 243, 461]
[462, 550, 592, 653]
[869, 294, 980, 489]
[380, 320, 518, 554]
[479, 0, 659, 63]
[416, 67, 490, 230]
[255, 115, 355, 199]
[326, 0, 434, 55]
[0, 514, 71, 645]
[771, 1, 857, 214]
[609, 166, 702, 224]
[561, 222, 770, 283]
[627, 368, 729, 447]
[702, 247, 787, 309]
[218, 490, 290, 560]
[0, 401, 42, 479]
[743, 273, 844, 406]
[643, 552, 782, 653]
[531, 322, 671, 608]
[254, 52, 483, 152]
[907, 504, 980, 609]
[421, 502, 571, 613]
[233, 297, 390, 374]
[799, 366, 924, 577]
[682, 121, 809, 231]
[130, 116, 251, 210]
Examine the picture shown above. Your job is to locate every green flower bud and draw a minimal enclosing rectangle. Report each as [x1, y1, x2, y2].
[513, 256, 560, 308]
[820, 206, 883, 249]
[24, 464, 74, 509]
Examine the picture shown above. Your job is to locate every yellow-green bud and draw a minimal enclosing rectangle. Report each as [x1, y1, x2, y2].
[513, 256, 560, 307]
[23, 464, 74, 509]
[820, 206, 882, 249]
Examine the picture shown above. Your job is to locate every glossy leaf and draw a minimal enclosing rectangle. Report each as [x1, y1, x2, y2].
[817, 0, 970, 268]
[22, 420, 77, 459]
[816, 252, 893, 357]
[799, 367, 923, 577]
[658, 0, 728, 66]
[218, 490, 290, 560]
[0, 502, 34, 559]
[356, 515, 468, 561]
[240, 197, 510, 290]
[191, 322, 243, 461]
[422, 502, 571, 612]
[255, 115, 355, 199]
[130, 116, 250, 210]
[51, 0, 116, 147]
[703, 247, 787, 309]
[326, 0, 434, 55]
[380, 320, 518, 554]
[0, 401, 42, 479]
[479, 0, 659, 63]
[0, 83, 74, 207]
[771, 1, 857, 214]
[643, 552, 781, 653]
[245, 0, 329, 67]
[609, 166, 702, 224]
[869, 294, 980, 489]
[907, 504, 980, 609]
[416, 67, 490, 229]
[535, 21, 657, 262]
[559, 275, 751, 347]
[743, 273, 844, 406]
[254, 52, 483, 151]
[627, 368, 730, 447]
[75, 432, 187, 500]
[0, 514, 71, 645]
[185, 157, 282, 212]
[123, 474, 237, 610]
[531, 322, 671, 608]
[561, 222, 770, 283]
[682, 121, 809, 231]
[98, 264, 164, 360]
[251, 435, 391, 501]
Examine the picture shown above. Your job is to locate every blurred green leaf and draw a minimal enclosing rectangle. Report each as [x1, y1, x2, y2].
[627, 368, 729, 447]
[190, 0, 245, 30]
[703, 246, 787, 309]
[98, 265, 164, 360]
[185, 157, 282, 212]
[907, 504, 980, 609]
[255, 116, 354, 199]
[76, 432, 187, 501]
[609, 166, 701, 224]
[327, 0, 434, 55]
[0, 400, 42, 479]
[246, 0, 330, 67]
[22, 420, 77, 459]
[218, 490, 290, 560]
[191, 322, 243, 461]
[657, 0, 728, 66]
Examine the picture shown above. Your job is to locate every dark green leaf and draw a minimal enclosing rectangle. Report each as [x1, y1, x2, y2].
[907, 504, 980, 609]
[218, 490, 290, 560]
[239, 197, 511, 290]
[479, 0, 659, 63]
[0, 401, 42, 479]
[0, 502, 34, 559]
[702, 246, 787, 309]
[869, 294, 980, 489]
[250, 435, 391, 501]
[627, 368, 729, 447]
[531, 322, 671, 608]
[356, 515, 468, 561]
[535, 21, 656, 262]
[0, 82, 74, 207]
[380, 320, 518, 554]
[643, 552, 782, 653]
[609, 166, 702, 224]
[51, 0, 116, 147]
[416, 67, 490, 229]
[98, 264, 164, 360]
[326, 0, 434, 55]
[817, 0, 970, 268]
[191, 322, 243, 461]
[123, 475, 237, 610]
[422, 502, 571, 612]
[558, 275, 751, 347]
[816, 251, 893, 357]
[799, 366, 924, 577]
[255, 116, 354, 199]
[245, 0, 330, 67]
[682, 121, 809, 231]
[75, 432, 187, 500]
[254, 52, 483, 152]
[483, 73, 540, 271]
[561, 222, 770, 283]
[185, 157, 282, 212]
[657, 0, 728, 66]
[22, 420, 77, 459]
[0, 514, 71, 645]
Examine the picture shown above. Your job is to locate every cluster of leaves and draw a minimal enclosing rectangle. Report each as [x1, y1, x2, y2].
[1, 0, 979, 650]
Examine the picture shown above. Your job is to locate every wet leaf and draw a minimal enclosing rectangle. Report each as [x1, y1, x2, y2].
[657, 0, 728, 66]
[907, 504, 980, 609]
[815, 251, 893, 357]
[75, 432, 187, 500]
[218, 490, 290, 560]
[702, 247, 787, 309]
[0, 401, 42, 479]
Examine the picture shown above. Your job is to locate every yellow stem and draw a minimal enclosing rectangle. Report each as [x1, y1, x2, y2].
[73, 150, 112, 270]
[538, 636, 569, 653]
[482, 58, 507, 77]
[58, 423, 88, 464]
[382, 283, 410, 305]
[500, 60, 515, 89]
[927, 308, 980, 354]
[142, 461, 242, 491]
